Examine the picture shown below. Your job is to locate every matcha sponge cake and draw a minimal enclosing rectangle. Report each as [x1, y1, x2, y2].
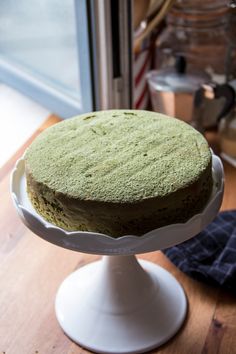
[25, 110, 213, 237]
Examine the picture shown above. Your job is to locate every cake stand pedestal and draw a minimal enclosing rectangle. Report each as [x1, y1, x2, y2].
[11, 154, 224, 354]
[55, 255, 186, 354]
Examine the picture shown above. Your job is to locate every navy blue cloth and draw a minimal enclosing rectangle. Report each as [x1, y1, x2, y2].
[163, 210, 236, 293]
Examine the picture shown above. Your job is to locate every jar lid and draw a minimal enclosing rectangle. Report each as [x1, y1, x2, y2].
[147, 68, 210, 93]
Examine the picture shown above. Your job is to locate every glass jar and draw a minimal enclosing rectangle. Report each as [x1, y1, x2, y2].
[155, 0, 236, 83]
[226, 10, 236, 80]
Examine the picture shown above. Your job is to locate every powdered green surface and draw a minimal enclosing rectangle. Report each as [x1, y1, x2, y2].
[25, 110, 211, 203]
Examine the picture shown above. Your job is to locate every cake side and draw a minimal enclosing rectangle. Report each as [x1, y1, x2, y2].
[26, 161, 212, 236]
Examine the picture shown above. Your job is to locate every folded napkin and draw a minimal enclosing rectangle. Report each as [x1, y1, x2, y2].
[163, 211, 236, 294]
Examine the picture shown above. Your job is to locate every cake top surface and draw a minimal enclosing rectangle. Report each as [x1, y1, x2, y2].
[25, 110, 211, 203]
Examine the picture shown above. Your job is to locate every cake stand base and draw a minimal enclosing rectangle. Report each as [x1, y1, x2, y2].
[55, 255, 187, 354]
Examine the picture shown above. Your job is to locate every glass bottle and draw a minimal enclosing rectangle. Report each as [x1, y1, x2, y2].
[155, 0, 236, 83]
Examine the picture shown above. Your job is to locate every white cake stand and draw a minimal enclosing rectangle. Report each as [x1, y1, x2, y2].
[11, 154, 224, 354]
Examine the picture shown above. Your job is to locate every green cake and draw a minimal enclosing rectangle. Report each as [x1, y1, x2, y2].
[25, 110, 212, 237]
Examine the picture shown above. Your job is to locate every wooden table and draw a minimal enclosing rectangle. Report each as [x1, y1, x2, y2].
[1, 117, 236, 354]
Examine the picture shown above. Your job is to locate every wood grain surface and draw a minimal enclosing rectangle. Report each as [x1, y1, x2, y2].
[1, 119, 236, 354]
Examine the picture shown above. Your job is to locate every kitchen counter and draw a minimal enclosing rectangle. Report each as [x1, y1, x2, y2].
[1, 117, 236, 354]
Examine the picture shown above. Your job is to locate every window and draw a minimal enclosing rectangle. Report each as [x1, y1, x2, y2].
[0, 0, 93, 118]
[0, 0, 132, 118]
